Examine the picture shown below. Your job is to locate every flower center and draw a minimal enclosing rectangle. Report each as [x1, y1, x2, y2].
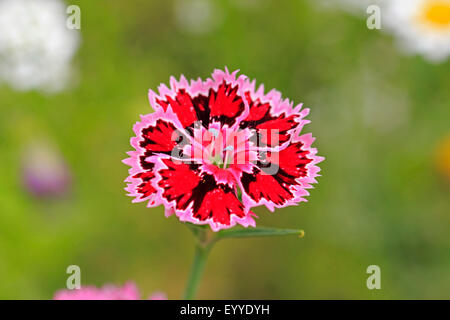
[198, 127, 251, 170]
[209, 145, 234, 169]
[420, 1, 450, 29]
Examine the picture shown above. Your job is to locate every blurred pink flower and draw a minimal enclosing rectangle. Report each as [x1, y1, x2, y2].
[148, 292, 168, 300]
[54, 282, 166, 300]
[21, 141, 71, 199]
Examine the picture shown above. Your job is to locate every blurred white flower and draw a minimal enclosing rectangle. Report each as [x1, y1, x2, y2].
[383, 0, 450, 62]
[0, 0, 80, 92]
[326, 0, 450, 62]
[173, 0, 223, 35]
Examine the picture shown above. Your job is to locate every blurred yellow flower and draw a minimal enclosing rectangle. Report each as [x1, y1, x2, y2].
[435, 135, 450, 180]
[419, 0, 450, 28]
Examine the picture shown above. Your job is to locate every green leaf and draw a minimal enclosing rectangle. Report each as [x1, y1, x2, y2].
[216, 227, 304, 240]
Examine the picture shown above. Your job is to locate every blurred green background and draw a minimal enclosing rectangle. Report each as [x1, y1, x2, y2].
[1, 0, 449, 299]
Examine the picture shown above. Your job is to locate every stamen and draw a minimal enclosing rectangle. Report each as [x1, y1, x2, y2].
[208, 128, 219, 137]
[223, 145, 234, 152]
[223, 145, 234, 169]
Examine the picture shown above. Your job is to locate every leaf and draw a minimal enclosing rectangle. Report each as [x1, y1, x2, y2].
[216, 227, 304, 240]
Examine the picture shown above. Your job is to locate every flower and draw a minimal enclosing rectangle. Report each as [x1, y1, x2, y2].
[0, 0, 80, 92]
[124, 68, 323, 231]
[22, 141, 71, 198]
[435, 135, 450, 181]
[148, 292, 168, 300]
[383, 0, 450, 62]
[53, 282, 167, 300]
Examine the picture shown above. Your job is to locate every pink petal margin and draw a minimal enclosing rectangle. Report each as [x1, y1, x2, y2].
[122, 106, 191, 207]
[239, 132, 324, 212]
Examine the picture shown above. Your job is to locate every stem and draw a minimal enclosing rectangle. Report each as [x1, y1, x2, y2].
[184, 242, 212, 300]
[182, 224, 304, 299]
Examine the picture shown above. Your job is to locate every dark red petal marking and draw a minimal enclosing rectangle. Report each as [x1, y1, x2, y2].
[139, 119, 182, 156]
[158, 159, 201, 210]
[134, 172, 156, 199]
[156, 89, 211, 129]
[275, 142, 313, 178]
[133, 163, 157, 200]
[192, 94, 211, 127]
[244, 99, 271, 122]
[241, 169, 294, 205]
[156, 90, 198, 128]
[239, 92, 299, 147]
[191, 174, 245, 225]
[241, 142, 313, 205]
[193, 186, 245, 225]
[208, 81, 245, 127]
[255, 114, 298, 145]
[155, 82, 245, 129]
[158, 160, 245, 226]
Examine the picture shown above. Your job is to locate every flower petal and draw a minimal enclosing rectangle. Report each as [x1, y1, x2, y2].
[54, 282, 140, 300]
[123, 107, 190, 205]
[240, 133, 323, 211]
[239, 83, 310, 147]
[149, 69, 250, 131]
[155, 158, 256, 231]
[205, 68, 249, 128]
[151, 84, 209, 129]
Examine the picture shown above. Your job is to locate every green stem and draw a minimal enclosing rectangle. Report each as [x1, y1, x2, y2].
[184, 242, 212, 300]
[182, 224, 304, 299]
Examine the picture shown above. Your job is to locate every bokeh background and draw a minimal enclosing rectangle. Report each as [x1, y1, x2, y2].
[1, 0, 449, 299]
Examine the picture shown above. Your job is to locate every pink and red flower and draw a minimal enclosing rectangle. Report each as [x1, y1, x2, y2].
[53, 282, 166, 300]
[124, 68, 323, 231]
